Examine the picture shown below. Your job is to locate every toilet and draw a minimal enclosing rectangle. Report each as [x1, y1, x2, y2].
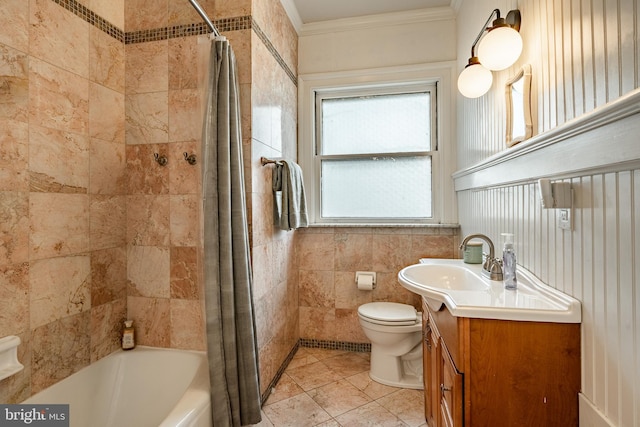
[358, 302, 423, 389]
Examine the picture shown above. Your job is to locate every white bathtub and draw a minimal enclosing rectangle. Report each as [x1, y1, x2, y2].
[24, 346, 212, 427]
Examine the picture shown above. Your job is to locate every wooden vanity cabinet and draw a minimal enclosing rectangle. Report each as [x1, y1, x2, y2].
[421, 297, 580, 427]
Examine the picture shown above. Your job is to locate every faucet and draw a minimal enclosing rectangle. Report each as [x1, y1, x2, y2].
[459, 234, 503, 281]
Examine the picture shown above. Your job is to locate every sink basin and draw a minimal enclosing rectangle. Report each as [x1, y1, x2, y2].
[400, 263, 489, 291]
[398, 258, 581, 323]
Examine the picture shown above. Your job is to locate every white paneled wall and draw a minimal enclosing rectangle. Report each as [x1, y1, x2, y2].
[456, 0, 640, 426]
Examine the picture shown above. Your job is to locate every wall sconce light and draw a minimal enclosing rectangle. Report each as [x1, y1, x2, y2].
[457, 9, 522, 98]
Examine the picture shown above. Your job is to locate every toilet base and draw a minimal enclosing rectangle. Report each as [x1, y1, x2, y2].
[369, 343, 424, 390]
[369, 372, 423, 389]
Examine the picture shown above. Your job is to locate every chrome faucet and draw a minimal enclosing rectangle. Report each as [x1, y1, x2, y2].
[459, 234, 503, 281]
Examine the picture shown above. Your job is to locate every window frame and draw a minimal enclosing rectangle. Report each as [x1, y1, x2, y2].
[298, 64, 457, 226]
[314, 84, 438, 223]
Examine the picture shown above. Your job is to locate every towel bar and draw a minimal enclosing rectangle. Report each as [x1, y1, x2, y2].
[260, 157, 282, 166]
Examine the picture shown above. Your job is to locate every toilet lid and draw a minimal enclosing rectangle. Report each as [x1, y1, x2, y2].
[358, 302, 418, 325]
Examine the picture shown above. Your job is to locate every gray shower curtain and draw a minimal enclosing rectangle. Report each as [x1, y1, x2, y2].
[201, 37, 262, 427]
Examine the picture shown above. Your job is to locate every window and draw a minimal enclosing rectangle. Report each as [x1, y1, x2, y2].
[316, 85, 436, 222]
[299, 65, 455, 226]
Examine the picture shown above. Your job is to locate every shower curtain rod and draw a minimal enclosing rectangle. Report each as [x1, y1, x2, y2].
[188, 0, 221, 37]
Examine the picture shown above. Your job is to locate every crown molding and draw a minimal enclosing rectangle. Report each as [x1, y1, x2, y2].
[278, 0, 303, 34]
[299, 6, 455, 37]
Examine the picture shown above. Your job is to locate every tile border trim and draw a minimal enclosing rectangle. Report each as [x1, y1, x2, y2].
[48, 0, 297, 86]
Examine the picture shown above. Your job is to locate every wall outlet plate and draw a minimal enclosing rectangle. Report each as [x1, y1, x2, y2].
[558, 208, 572, 230]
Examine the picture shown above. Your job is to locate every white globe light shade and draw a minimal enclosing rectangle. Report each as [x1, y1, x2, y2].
[477, 26, 523, 71]
[457, 63, 493, 98]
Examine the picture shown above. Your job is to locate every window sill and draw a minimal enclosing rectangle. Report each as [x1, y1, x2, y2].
[304, 223, 460, 229]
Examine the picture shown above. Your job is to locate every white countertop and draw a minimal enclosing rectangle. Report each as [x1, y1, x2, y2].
[398, 258, 581, 323]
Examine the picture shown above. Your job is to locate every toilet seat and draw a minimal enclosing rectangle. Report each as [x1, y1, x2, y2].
[358, 302, 418, 326]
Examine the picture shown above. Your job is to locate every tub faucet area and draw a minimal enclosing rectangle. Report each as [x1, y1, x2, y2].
[459, 234, 503, 281]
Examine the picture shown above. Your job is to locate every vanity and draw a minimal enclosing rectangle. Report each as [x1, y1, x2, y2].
[399, 258, 581, 427]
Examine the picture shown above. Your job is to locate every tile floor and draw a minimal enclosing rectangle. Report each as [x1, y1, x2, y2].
[254, 347, 426, 427]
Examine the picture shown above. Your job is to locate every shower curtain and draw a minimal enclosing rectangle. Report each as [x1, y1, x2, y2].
[201, 37, 262, 427]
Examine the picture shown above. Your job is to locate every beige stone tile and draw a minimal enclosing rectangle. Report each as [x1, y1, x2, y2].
[170, 299, 205, 350]
[264, 373, 304, 405]
[31, 311, 90, 394]
[297, 233, 335, 271]
[127, 296, 171, 347]
[0, 192, 29, 265]
[29, 193, 90, 259]
[29, 58, 89, 135]
[377, 389, 426, 427]
[335, 232, 373, 271]
[125, 41, 168, 94]
[285, 359, 343, 392]
[90, 83, 125, 143]
[125, 92, 169, 145]
[168, 89, 201, 143]
[91, 246, 127, 306]
[335, 308, 368, 343]
[90, 297, 126, 362]
[248, 410, 275, 427]
[30, 255, 91, 329]
[170, 194, 199, 246]
[320, 352, 370, 378]
[308, 379, 372, 417]
[29, 125, 89, 193]
[90, 0, 125, 29]
[0, 45, 29, 122]
[0, 0, 29, 52]
[126, 143, 170, 194]
[211, 0, 250, 20]
[0, 262, 29, 336]
[0, 119, 28, 191]
[335, 271, 373, 310]
[285, 348, 320, 370]
[346, 371, 400, 400]
[335, 401, 408, 427]
[127, 245, 170, 298]
[126, 195, 170, 246]
[169, 141, 200, 195]
[299, 307, 336, 342]
[90, 138, 127, 195]
[302, 347, 347, 361]
[89, 27, 125, 93]
[410, 234, 456, 260]
[372, 272, 421, 308]
[125, 0, 168, 32]
[170, 247, 200, 299]
[371, 233, 413, 273]
[251, 244, 274, 302]
[89, 195, 126, 250]
[168, 37, 199, 90]
[299, 269, 334, 308]
[262, 392, 332, 427]
[29, 0, 89, 78]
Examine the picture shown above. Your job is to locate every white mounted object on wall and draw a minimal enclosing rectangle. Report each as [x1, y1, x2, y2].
[0, 335, 24, 381]
[537, 179, 572, 209]
[355, 271, 377, 290]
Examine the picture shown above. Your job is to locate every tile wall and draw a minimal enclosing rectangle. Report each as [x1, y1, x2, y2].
[296, 227, 460, 342]
[0, 0, 126, 401]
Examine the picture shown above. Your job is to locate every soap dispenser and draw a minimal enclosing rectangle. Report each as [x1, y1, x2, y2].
[501, 233, 517, 290]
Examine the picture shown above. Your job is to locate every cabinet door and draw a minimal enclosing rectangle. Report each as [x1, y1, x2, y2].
[440, 342, 463, 427]
[423, 314, 439, 426]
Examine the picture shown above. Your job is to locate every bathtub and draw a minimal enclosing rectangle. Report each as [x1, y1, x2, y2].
[24, 346, 212, 427]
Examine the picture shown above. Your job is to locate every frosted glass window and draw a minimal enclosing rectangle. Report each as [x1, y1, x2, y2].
[314, 83, 437, 223]
[321, 93, 431, 155]
[321, 157, 432, 218]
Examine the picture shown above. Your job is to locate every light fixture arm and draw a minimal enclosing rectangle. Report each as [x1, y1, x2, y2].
[470, 9, 501, 58]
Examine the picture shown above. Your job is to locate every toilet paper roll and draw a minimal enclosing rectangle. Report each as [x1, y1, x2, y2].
[357, 274, 374, 291]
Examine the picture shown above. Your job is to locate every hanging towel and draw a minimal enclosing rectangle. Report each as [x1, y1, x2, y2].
[272, 160, 308, 230]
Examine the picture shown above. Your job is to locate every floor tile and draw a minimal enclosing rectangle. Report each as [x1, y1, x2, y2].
[263, 393, 332, 427]
[261, 347, 425, 427]
[307, 379, 372, 417]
